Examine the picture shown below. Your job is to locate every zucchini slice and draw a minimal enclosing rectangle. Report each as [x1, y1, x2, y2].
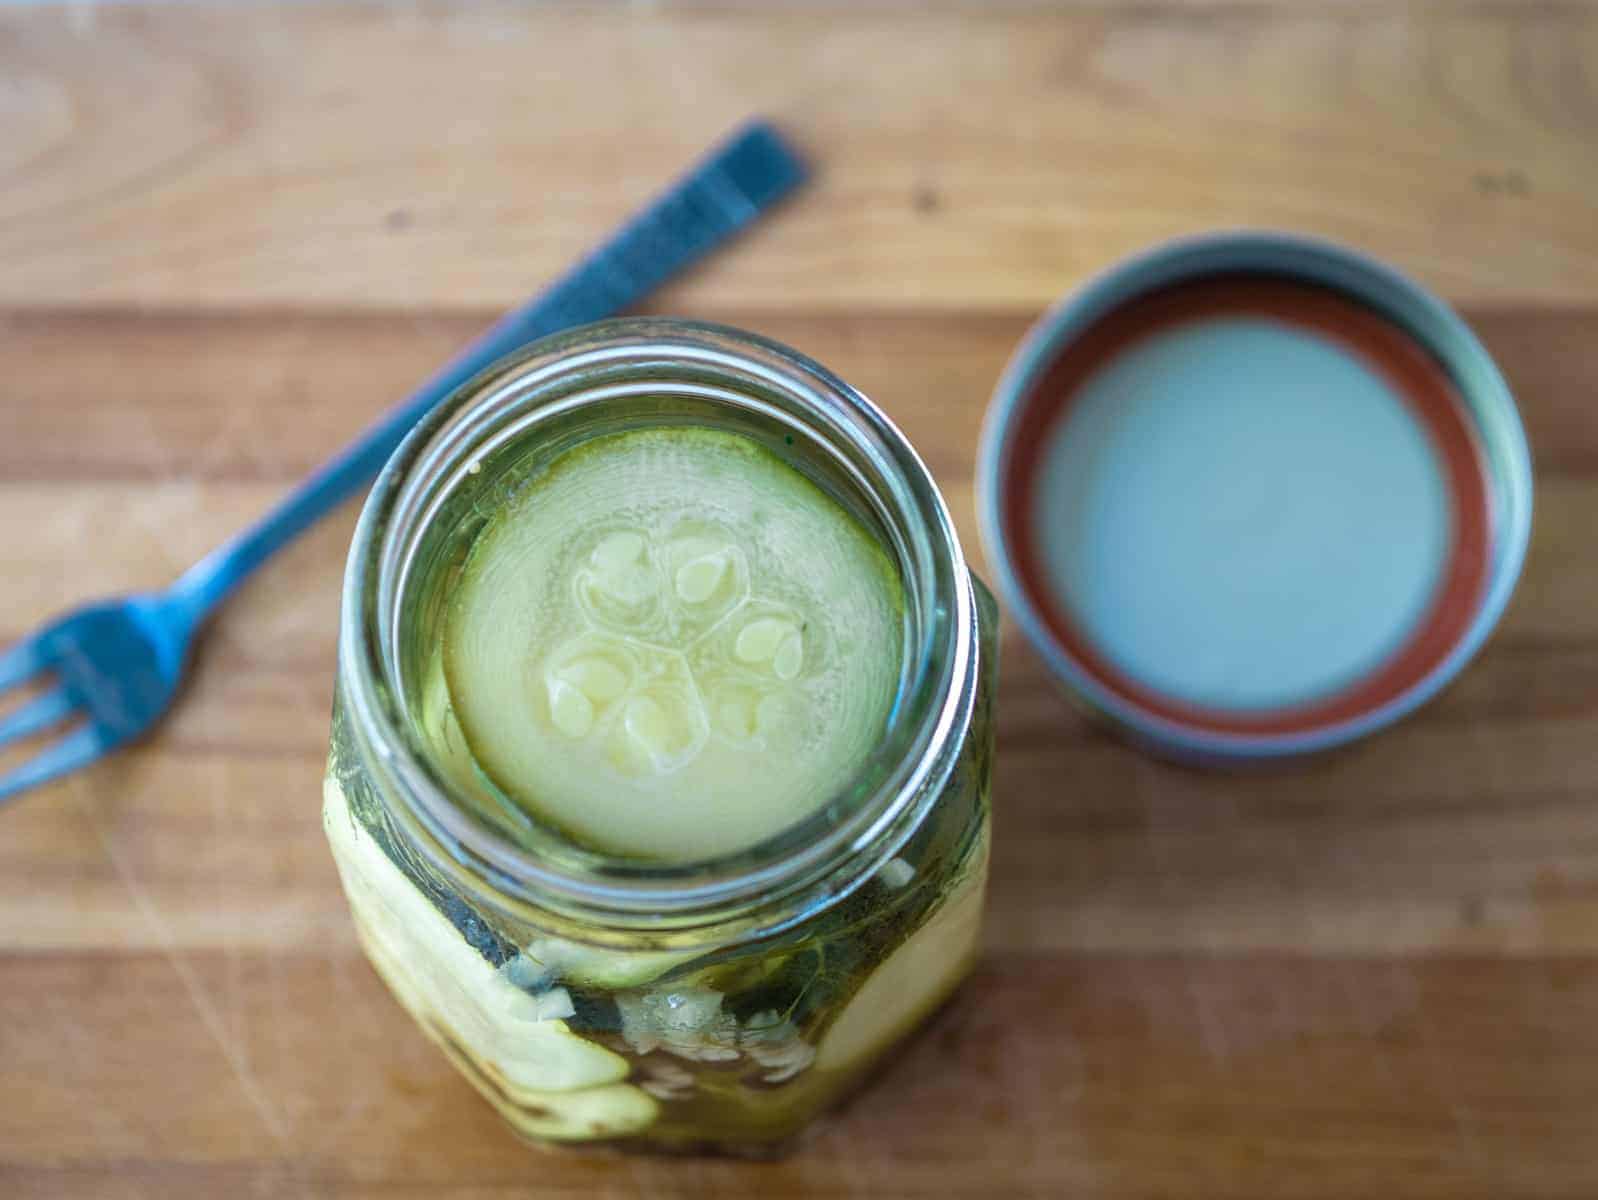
[443, 428, 904, 861]
[816, 833, 989, 1073]
[323, 778, 635, 1097]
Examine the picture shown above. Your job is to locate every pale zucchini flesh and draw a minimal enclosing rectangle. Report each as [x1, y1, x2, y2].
[443, 428, 905, 862]
[323, 776, 655, 1136]
[816, 829, 989, 1072]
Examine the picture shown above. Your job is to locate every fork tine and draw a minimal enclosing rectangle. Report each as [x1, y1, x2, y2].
[0, 635, 45, 691]
[0, 726, 110, 806]
[0, 688, 75, 752]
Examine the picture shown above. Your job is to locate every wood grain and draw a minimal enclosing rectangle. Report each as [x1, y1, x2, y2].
[2, 2, 1598, 1197]
[4, 953, 1598, 1198]
[1, 6, 1596, 309]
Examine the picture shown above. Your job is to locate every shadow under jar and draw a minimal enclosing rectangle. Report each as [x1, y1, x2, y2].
[323, 319, 996, 1155]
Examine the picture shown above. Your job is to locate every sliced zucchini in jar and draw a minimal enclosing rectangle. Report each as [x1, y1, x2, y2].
[816, 833, 989, 1073]
[442, 428, 905, 863]
[323, 778, 631, 1094]
[500, 1082, 660, 1142]
[432, 1019, 659, 1142]
[508, 936, 699, 991]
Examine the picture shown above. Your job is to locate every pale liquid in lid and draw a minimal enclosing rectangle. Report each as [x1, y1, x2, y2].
[1033, 316, 1452, 713]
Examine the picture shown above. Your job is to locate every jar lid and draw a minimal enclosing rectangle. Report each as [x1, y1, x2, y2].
[978, 232, 1533, 764]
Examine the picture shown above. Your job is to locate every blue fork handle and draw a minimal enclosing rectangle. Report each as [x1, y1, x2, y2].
[168, 121, 807, 624]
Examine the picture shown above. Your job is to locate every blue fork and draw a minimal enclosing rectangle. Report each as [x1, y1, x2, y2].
[0, 121, 807, 805]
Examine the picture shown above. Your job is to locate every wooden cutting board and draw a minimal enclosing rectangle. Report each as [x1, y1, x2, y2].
[2, 4, 1596, 1197]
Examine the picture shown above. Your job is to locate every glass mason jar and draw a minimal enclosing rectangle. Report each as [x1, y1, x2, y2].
[323, 319, 997, 1155]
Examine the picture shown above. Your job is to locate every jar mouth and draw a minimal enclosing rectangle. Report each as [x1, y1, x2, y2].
[339, 318, 977, 932]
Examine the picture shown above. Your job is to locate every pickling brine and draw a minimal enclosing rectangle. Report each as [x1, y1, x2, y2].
[324, 320, 996, 1154]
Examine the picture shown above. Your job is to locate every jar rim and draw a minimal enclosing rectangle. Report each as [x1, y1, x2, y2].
[337, 318, 979, 933]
